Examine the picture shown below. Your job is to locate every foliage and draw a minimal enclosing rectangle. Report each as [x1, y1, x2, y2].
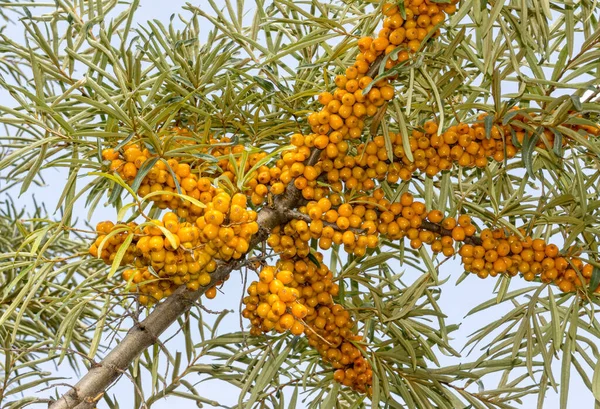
[0, 0, 599, 408]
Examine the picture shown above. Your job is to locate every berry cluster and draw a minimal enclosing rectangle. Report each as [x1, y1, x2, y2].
[391, 212, 600, 294]
[458, 228, 598, 293]
[345, 111, 599, 183]
[271, 1, 460, 202]
[90, 191, 258, 305]
[243, 254, 372, 392]
[391, 119, 519, 178]
[102, 134, 270, 221]
[90, 221, 139, 265]
[306, 191, 429, 257]
[378, 0, 458, 69]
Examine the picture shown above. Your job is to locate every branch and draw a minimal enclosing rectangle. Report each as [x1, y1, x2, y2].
[48, 181, 304, 409]
[285, 209, 366, 235]
[421, 220, 483, 246]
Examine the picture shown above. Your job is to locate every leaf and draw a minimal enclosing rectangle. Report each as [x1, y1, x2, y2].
[417, 247, 437, 282]
[570, 95, 582, 111]
[130, 156, 160, 194]
[484, 115, 494, 140]
[140, 190, 206, 210]
[321, 383, 339, 409]
[551, 46, 569, 82]
[393, 99, 413, 162]
[244, 341, 293, 408]
[307, 252, 321, 268]
[89, 172, 138, 200]
[593, 358, 600, 403]
[522, 127, 541, 179]
[420, 68, 444, 133]
[117, 202, 138, 221]
[589, 266, 600, 292]
[560, 303, 579, 408]
[466, 287, 537, 316]
[253, 75, 275, 91]
[495, 275, 510, 303]
[548, 288, 562, 351]
[6, 376, 65, 395]
[108, 232, 134, 279]
[382, 119, 394, 164]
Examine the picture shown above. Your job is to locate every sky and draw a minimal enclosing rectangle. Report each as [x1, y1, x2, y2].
[0, 0, 594, 408]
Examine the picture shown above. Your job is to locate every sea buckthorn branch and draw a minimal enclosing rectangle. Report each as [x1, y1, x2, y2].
[73, 0, 552, 403]
[50, 168, 313, 409]
[57, 144, 325, 408]
[409, 214, 597, 292]
[73, 16, 401, 406]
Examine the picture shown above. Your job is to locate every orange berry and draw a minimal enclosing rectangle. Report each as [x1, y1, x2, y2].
[205, 287, 217, 299]
[545, 244, 559, 258]
[279, 313, 295, 330]
[451, 226, 466, 241]
[427, 210, 444, 223]
[292, 303, 308, 319]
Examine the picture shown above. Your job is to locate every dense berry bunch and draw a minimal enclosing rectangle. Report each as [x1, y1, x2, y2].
[89, 221, 139, 265]
[269, 1, 460, 202]
[102, 132, 272, 220]
[391, 212, 600, 294]
[243, 254, 372, 392]
[379, 0, 458, 67]
[390, 110, 599, 180]
[91, 191, 258, 305]
[458, 227, 598, 293]
[318, 111, 599, 186]
[304, 191, 428, 256]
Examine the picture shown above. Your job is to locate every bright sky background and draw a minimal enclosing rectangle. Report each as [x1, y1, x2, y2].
[0, 1, 593, 408]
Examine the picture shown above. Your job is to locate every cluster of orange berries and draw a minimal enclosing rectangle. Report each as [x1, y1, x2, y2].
[243, 254, 372, 392]
[393, 119, 519, 178]
[290, 189, 469, 258]
[243, 265, 306, 337]
[378, 0, 458, 69]
[90, 220, 139, 266]
[456, 228, 598, 293]
[276, 112, 600, 217]
[102, 132, 273, 220]
[343, 113, 599, 184]
[265, 1, 465, 202]
[272, 0, 450, 201]
[90, 192, 259, 305]
[269, 190, 444, 259]
[389, 210, 600, 294]
[267, 220, 313, 260]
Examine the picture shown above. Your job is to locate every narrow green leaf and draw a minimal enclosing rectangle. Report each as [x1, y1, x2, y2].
[108, 232, 133, 279]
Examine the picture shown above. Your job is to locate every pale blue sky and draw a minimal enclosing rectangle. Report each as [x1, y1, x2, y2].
[0, 1, 593, 408]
